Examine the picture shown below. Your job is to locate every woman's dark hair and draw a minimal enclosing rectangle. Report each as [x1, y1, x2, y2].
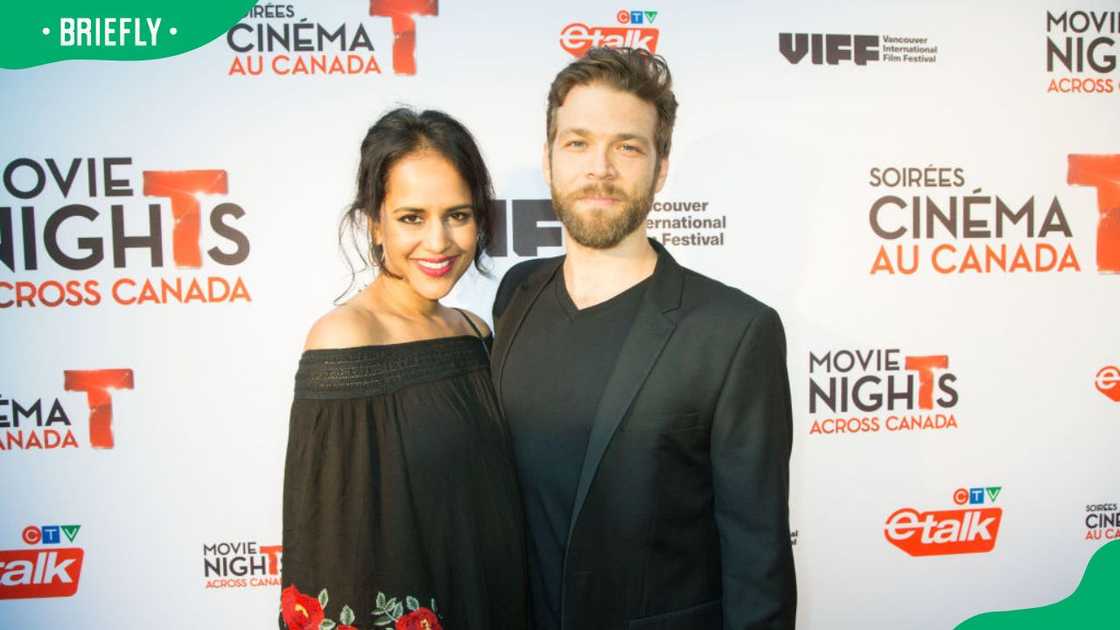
[339, 107, 495, 292]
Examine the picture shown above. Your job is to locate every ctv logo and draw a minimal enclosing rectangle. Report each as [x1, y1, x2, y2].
[0, 524, 84, 599]
[884, 486, 1003, 557]
[616, 9, 658, 25]
[560, 10, 660, 58]
[1096, 366, 1120, 402]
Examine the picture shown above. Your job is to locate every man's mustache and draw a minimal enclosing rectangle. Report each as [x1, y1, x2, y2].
[570, 184, 625, 199]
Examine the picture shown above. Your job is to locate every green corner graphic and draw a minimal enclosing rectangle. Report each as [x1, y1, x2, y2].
[955, 540, 1120, 629]
[0, 1, 257, 69]
[986, 487, 1002, 503]
[61, 525, 80, 542]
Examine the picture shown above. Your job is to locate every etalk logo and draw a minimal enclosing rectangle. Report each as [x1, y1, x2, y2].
[560, 10, 660, 58]
[1096, 366, 1120, 402]
[884, 487, 1003, 557]
[0, 525, 84, 599]
[369, 0, 438, 75]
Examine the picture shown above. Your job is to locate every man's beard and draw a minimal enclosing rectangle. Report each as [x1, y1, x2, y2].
[550, 181, 654, 249]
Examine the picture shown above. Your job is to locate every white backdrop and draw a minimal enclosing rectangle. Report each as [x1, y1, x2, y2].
[2, 0, 1118, 627]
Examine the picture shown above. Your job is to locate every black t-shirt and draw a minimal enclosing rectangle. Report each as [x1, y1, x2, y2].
[502, 270, 649, 630]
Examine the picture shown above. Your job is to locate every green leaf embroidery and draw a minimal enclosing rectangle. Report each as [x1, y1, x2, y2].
[430, 598, 438, 613]
[318, 588, 329, 609]
[376, 591, 386, 608]
[319, 620, 336, 630]
[373, 613, 394, 626]
[340, 605, 355, 625]
[393, 602, 404, 618]
[406, 596, 419, 611]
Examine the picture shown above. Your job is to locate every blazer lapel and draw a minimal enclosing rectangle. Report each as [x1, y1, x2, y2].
[492, 257, 564, 411]
[566, 241, 684, 544]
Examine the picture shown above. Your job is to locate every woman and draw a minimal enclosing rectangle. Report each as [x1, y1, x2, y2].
[280, 109, 526, 630]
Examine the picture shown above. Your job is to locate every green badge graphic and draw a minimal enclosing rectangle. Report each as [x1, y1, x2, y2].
[956, 540, 1120, 629]
[0, 1, 257, 69]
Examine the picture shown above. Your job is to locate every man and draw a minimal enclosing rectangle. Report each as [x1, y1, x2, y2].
[492, 47, 796, 630]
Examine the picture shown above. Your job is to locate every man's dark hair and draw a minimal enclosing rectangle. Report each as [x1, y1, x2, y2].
[339, 107, 494, 287]
[546, 47, 678, 159]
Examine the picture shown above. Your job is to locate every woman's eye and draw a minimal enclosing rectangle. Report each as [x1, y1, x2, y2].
[449, 211, 473, 223]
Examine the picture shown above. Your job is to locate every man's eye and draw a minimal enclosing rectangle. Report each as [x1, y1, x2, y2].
[399, 214, 422, 224]
[620, 144, 641, 153]
[566, 140, 587, 148]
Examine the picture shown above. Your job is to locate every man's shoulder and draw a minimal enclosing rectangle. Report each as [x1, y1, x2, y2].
[493, 256, 562, 321]
[677, 265, 774, 321]
[501, 257, 558, 289]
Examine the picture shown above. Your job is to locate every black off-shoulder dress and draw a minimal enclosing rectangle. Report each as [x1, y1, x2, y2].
[280, 331, 527, 630]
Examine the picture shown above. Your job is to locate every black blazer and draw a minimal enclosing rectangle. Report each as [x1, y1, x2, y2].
[492, 240, 796, 630]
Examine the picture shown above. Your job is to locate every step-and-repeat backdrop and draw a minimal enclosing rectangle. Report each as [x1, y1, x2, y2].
[2, 0, 1118, 627]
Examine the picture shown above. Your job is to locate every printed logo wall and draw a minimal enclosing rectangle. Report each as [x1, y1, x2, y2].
[2, 1, 1118, 628]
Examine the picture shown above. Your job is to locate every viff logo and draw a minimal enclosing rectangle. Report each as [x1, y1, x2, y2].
[202, 540, 282, 589]
[1096, 365, 1120, 402]
[885, 486, 1003, 557]
[1, 157, 252, 308]
[807, 347, 959, 435]
[1, 369, 134, 452]
[779, 32, 938, 66]
[0, 524, 84, 599]
[560, 9, 660, 58]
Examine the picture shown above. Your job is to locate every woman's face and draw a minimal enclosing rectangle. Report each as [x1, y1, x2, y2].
[373, 151, 478, 301]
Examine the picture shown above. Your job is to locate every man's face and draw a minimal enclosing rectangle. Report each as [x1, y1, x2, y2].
[546, 82, 669, 249]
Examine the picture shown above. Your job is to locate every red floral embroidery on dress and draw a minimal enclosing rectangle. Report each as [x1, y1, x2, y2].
[280, 586, 325, 630]
[281, 585, 442, 630]
[395, 608, 442, 630]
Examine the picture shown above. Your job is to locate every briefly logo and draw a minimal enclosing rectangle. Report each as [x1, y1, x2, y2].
[779, 32, 938, 66]
[1096, 366, 1120, 402]
[560, 10, 661, 58]
[202, 540, 283, 589]
[885, 487, 1003, 557]
[0, 524, 84, 599]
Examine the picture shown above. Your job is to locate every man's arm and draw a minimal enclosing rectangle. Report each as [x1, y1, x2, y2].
[710, 305, 797, 629]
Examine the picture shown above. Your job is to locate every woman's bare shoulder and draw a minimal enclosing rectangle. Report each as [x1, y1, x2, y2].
[303, 303, 386, 350]
[453, 307, 492, 338]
